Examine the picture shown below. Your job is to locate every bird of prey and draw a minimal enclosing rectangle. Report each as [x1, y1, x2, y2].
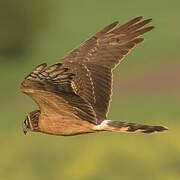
[21, 16, 168, 136]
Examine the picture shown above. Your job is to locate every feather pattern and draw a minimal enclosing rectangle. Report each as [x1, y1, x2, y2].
[61, 61, 96, 105]
[21, 63, 97, 124]
[60, 16, 154, 122]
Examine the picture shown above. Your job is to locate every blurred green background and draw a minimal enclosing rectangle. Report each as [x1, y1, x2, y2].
[1, 0, 180, 180]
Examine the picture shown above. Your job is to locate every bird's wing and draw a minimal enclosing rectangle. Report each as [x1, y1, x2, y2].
[59, 16, 154, 122]
[21, 63, 97, 124]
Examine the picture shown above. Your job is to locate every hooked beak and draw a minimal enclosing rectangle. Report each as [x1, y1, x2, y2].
[23, 129, 27, 135]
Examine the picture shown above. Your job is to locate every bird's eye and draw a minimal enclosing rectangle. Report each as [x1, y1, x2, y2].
[24, 119, 27, 126]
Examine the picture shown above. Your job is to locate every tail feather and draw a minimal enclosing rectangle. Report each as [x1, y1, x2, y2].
[95, 120, 168, 134]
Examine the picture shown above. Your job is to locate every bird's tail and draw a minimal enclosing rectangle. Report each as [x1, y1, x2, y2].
[95, 120, 168, 134]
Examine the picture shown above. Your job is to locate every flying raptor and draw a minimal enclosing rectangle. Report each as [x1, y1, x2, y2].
[21, 16, 168, 136]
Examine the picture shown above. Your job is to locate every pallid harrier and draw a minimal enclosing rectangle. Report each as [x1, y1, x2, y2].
[22, 16, 168, 136]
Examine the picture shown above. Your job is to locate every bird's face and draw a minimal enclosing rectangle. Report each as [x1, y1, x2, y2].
[23, 110, 40, 134]
[23, 115, 31, 134]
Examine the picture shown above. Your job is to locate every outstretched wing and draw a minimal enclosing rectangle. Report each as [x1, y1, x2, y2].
[21, 63, 97, 124]
[59, 16, 154, 122]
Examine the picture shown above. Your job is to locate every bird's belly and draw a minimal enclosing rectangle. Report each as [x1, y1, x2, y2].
[38, 115, 95, 136]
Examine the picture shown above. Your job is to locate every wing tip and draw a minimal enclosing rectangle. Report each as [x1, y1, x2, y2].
[144, 26, 155, 33]
[37, 63, 47, 69]
[135, 16, 143, 20]
[34, 63, 47, 72]
[112, 21, 119, 26]
[146, 18, 152, 22]
[129, 16, 143, 23]
[148, 26, 155, 30]
[95, 21, 119, 37]
[40, 63, 47, 66]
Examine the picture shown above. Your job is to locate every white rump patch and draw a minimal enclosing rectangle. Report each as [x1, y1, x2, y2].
[94, 120, 112, 130]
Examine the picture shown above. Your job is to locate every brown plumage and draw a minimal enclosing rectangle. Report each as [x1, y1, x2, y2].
[21, 16, 168, 136]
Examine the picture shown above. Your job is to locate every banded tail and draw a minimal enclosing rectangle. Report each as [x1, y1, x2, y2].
[95, 120, 168, 134]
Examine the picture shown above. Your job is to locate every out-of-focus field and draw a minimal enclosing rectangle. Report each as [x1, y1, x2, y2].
[0, 1, 180, 180]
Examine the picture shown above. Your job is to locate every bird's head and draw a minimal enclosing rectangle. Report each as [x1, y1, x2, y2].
[23, 110, 40, 135]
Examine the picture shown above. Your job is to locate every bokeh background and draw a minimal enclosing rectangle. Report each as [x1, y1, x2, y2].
[1, 0, 180, 180]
